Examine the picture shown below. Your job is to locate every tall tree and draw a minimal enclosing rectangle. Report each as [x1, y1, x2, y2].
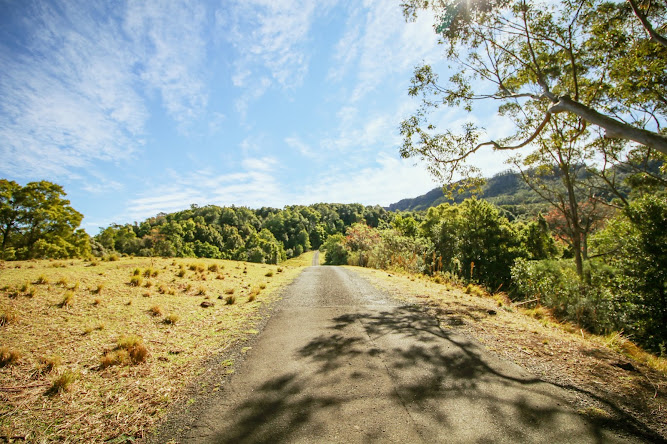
[0, 180, 86, 259]
[400, 0, 667, 186]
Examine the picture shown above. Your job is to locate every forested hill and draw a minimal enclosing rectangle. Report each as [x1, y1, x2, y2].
[387, 170, 548, 217]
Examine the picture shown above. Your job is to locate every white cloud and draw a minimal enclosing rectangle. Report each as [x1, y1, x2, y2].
[296, 154, 437, 206]
[124, 0, 209, 129]
[0, 0, 212, 181]
[123, 158, 286, 221]
[285, 136, 315, 157]
[330, 0, 441, 103]
[0, 1, 147, 179]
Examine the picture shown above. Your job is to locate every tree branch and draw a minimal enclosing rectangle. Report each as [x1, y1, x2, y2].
[476, 112, 551, 151]
[627, 0, 667, 48]
[549, 96, 667, 154]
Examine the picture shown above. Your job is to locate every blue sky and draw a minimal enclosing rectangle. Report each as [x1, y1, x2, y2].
[0, 0, 513, 234]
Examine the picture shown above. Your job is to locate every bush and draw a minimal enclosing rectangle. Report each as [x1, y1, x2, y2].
[511, 259, 619, 334]
[323, 234, 348, 265]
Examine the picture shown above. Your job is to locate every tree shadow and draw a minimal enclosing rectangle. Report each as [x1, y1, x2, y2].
[209, 304, 665, 443]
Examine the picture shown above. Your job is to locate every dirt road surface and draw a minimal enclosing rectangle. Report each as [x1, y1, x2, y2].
[154, 264, 647, 443]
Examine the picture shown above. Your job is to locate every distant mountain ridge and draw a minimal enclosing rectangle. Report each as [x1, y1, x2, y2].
[386, 170, 549, 218]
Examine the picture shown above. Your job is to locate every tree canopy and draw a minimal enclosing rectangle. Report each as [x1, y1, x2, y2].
[0, 179, 88, 259]
[400, 0, 667, 185]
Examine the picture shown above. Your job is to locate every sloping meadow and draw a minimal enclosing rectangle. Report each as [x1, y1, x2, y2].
[0, 254, 310, 441]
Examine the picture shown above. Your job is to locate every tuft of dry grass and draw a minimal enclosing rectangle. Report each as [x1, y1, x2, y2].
[225, 295, 236, 305]
[224, 288, 235, 295]
[48, 370, 77, 394]
[35, 274, 49, 285]
[464, 283, 486, 298]
[92, 284, 104, 295]
[208, 264, 219, 273]
[101, 335, 148, 368]
[164, 313, 180, 325]
[149, 305, 163, 317]
[196, 286, 207, 296]
[57, 277, 68, 287]
[0, 309, 18, 326]
[265, 271, 273, 277]
[38, 355, 62, 374]
[177, 269, 186, 278]
[0, 346, 21, 366]
[129, 275, 143, 287]
[60, 290, 75, 307]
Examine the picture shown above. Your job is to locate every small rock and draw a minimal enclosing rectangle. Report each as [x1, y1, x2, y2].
[487, 309, 497, 315]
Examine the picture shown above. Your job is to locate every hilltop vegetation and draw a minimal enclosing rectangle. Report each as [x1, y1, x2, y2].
[93, 203, 390, 264]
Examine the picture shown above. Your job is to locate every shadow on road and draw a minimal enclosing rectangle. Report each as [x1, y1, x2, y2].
[211, 304, 664, 443]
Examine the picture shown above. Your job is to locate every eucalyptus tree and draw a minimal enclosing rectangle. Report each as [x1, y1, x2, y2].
[400, 0, 667, 186]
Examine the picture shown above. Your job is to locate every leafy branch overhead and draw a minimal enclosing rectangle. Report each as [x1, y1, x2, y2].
[400, 0, 667, 183]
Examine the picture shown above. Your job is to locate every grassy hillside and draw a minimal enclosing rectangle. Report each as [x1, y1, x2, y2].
[0, 254, 312, 442]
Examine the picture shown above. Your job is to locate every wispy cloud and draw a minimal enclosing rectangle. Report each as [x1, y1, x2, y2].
[0, 0, 212, 182]
[124, 157, 285, 221]
[124, 0, 209, 129]
[297, 154, 436, 206]
[218, 0, 336, 116]
[285, 136, 315, 158]
[330, 1, 440, 102]
[0, 1, 146, 179]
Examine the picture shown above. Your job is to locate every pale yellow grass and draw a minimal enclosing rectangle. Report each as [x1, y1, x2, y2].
[0, 255, 307, 442]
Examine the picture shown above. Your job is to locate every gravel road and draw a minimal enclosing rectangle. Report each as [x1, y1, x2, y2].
[157, 265, 645, 443]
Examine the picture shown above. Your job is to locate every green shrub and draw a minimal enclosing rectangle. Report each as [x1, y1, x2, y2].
[511, 259, 619, 334]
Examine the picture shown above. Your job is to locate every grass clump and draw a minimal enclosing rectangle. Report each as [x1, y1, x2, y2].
[177, 269, 186, 278]
[149, 305, 163, 317]
[225, 295, 236, 305]
[100, 335, 148, 368]
[143, 268, 158, 278]
[35, 274, 49, 285]
[83, 323, 105, 335]
[464, 284, 487, 298]
[92, 284, 104, 295]
[224, 288, 235, 295]
[57, 277, 68, 287]
[265, 271, 274, 277]
[60, 291, 75, 308]
[196, 286, 207, 296]
[48, 370, 77, 394]
[208, 264, 219, 273]
[38, 355, 62, 374]
[133, 268, 141, 276]
[129, 275, 143, 287]
[164, 313, 180, 325]
[0, 310, 18, 326]
[0, 347, 21, 367]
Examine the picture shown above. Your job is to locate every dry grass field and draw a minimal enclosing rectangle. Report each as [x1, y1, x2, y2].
[0, 253, 313, 442]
